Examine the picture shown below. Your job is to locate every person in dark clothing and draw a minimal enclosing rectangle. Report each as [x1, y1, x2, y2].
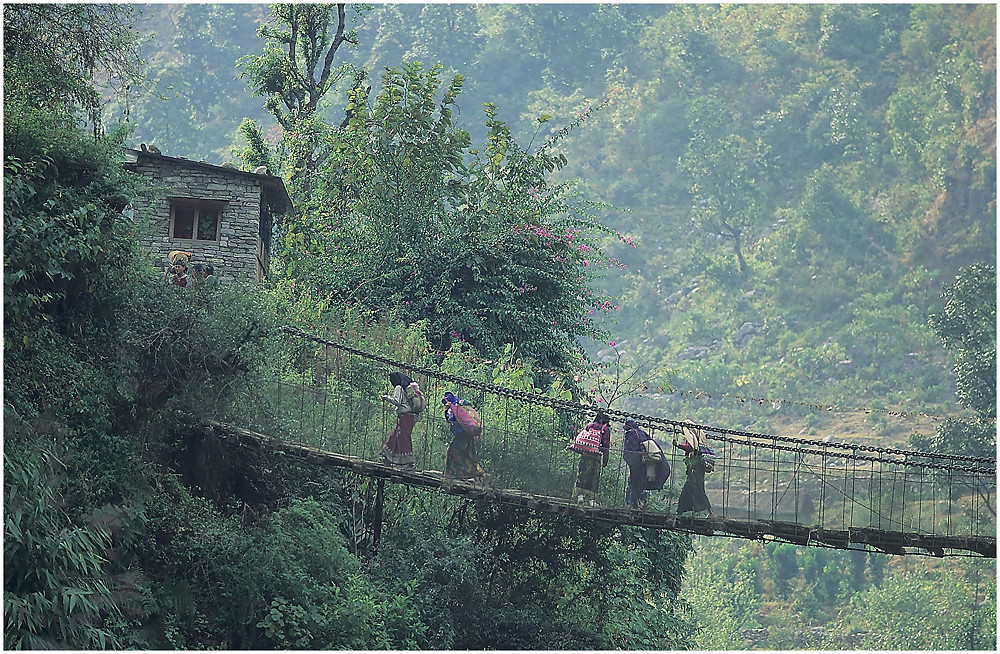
[622, 418, 669, 509]
[202, 264, 218, 289]
[674, 420, 715, 517]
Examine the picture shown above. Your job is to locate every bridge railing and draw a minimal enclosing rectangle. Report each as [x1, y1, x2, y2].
[220, 330, 996, 547]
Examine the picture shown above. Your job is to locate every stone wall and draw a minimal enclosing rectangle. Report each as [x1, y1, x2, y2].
[129, 156, 265, 283]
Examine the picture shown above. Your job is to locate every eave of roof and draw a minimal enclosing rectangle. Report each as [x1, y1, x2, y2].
[123, 148, 293, 214]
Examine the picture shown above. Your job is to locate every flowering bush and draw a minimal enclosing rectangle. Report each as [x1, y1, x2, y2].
[276, 63, 633, 372]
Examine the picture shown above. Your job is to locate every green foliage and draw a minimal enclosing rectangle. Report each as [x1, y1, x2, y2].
[4, 107, 139, 337]
[126, 4, 273, 161]
[913, 263, 997, 458]
[139, 481, 402, 649]
[682, 543, 761, 649]
[3, 103, 147, 508]
[679, 94, 768, 274]
[371, 495, 695, 650]
[238, 3, 369, 182]
[365, 497, 483, 649]
[235, 117, 276, 172]
[765, 542, 799, 596]
[928, 262, 996, 419]
[117, 278, 280, 424]
[128, 2, 995, 434]
[3, 427, 134, 650]
[3, 4, 144, 127]
[848, 560, 996, 650]
[276, 62, 628, 370]
[683, 537, 996, 650]
[242, 4, 364, 125]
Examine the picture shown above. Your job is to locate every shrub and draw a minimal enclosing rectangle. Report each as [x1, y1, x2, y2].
[4, 423, 131, 649]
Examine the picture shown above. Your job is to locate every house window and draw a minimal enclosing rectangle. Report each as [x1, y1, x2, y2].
[170, 200, 223, 242]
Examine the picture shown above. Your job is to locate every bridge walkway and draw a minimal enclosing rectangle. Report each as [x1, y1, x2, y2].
[207, 328, 996, 558]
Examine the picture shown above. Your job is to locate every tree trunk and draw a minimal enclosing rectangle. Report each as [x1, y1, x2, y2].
[722, 219, 749, 274]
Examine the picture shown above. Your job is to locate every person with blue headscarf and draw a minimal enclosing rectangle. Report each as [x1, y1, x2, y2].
[442, 391, 486, 480]
[622, 418, 669, 509]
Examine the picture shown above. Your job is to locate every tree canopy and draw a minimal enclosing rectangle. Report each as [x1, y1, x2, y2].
[238, 3, 368, 182]
[915, 262, 997, 459]
[3, 4, 144, 129]
[259, 60, 629, 370]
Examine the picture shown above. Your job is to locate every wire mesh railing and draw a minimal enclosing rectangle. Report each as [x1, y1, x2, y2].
[219, 328, 996, 553]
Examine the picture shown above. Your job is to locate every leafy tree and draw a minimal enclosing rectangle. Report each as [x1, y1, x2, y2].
[817, 4, 909, 82]
[278, 62, 627, 370]
[452, 502, 693, 649]
[125, 4, 274, 160]
[238, 3, 369, 183]
[116, 279, 280, 425]
[3, 1, 143, 348]
[764, 542, 798, 596]
[678, 94, 768, 275]
[850, 560, 996, 650]
[913, 262, 997, 461]
[3, 4, 144, 130]
[688, 567, 760, 649]
[4, 63, 146, 509]
[4, 111, 138, 342]
[405, 4, 481, 77]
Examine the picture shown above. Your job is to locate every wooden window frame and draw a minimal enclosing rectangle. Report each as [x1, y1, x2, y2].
[169, 198, 225, 243]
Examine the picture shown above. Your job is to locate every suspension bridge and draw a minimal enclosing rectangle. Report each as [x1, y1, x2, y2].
[207, 327, 996, 558]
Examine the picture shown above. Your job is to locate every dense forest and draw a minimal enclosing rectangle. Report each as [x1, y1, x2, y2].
[4, 3, 996, 650]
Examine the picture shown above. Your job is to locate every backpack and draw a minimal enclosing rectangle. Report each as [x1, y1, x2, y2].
[405, 382, 425, 415]
[451, 402, 482, 437]
[569, 425, 604, 454]
[699, 444, 716, 473]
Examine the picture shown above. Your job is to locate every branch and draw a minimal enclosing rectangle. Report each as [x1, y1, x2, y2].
[976, 485, 996, 518]
[317, 4, 348, 103]
[285, 9, 307, 115]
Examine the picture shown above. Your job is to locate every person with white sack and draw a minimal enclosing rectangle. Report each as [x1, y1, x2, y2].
[673, 419, 716, 517]
[622, 418, 669, 509]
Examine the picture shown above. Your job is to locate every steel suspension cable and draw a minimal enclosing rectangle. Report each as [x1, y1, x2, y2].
[282, 327, 996, 470]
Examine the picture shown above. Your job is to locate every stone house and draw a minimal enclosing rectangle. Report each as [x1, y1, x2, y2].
[124, 147, 292, 283]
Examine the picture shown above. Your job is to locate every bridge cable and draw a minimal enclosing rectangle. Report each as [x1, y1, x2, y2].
[281, 327, 997, 474]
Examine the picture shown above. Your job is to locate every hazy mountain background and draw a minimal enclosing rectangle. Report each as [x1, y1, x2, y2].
[118, 3, 995, 447]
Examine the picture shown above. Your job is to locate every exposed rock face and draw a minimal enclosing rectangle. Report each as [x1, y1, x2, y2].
[676, 339, 720, 361]
[733, 321, 757, 349]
